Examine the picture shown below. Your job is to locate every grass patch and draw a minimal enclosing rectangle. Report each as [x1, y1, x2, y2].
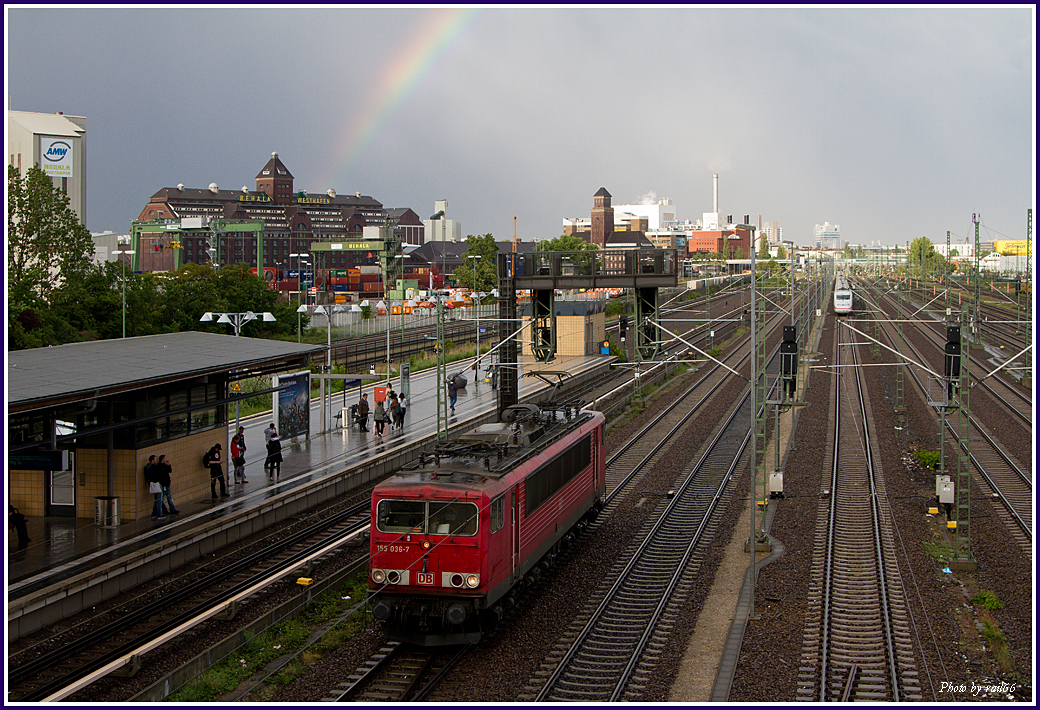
[980, 618, 1014, 674]
[912, 449, 942, 470]
[972, 589, 1004, 610]
[167, 572, 371, 702]
[922, 533, 952, 563]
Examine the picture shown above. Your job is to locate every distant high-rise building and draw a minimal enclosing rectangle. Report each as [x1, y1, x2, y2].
[814, 222, 842, 250]
[8, 110, 87, 225]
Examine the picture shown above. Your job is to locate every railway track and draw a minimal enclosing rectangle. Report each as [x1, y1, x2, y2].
[323, 642, 471, 702]
[525, 315, 796, 701]
[8, 503, 372, 702]
[862, 287, 1033, 555]
[797, 314, 921, 702]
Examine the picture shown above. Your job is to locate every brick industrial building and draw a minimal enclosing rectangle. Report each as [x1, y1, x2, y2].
[134, 152, 424, 273]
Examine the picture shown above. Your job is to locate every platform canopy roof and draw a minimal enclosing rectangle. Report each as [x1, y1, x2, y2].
[8, 331, 324, 414]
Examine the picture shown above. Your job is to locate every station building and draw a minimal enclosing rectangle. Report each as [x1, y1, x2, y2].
[8, 332, 322, 523]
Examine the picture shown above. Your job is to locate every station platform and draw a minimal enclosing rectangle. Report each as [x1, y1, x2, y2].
[7, 354, 612, 634]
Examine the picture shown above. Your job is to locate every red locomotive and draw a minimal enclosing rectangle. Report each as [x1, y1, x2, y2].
[369, 403, 606, 645]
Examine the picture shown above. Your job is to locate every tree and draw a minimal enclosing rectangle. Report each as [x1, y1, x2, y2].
[776, 245, 787, 260]
[908, 236, 938, 276]
[534, 233, 598, 252]
[758, 233, 770, 258]
[452, 233, 499, 293]
[8, 164, 95, 310]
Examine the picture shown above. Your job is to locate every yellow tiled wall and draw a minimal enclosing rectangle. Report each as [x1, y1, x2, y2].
[522, 312, 606, 358]
[7, 428, 228, 521]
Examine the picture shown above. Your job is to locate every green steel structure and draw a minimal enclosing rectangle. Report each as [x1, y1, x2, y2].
[952, 304, 974, 569]
[129, 217, 265, 271]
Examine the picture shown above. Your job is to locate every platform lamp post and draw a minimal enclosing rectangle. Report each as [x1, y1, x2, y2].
[200, 310, 277, 431]
[112, 248, 136, 338]
[290, 252, 309, 342]
[466, 254, 482, 373]
[296, 304, 345, 431]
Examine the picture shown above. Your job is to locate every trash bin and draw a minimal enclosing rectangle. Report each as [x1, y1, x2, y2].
[94, 496, 120, 528]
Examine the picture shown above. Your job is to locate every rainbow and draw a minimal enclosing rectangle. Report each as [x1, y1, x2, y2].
[321, 7, 481, 189]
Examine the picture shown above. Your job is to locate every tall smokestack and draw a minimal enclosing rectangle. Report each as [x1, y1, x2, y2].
[712, 173, 718, 213]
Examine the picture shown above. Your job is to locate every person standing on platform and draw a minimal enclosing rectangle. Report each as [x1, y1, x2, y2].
[448, 376, 458, 413]
[266, 432, 283, 480]
[9, 505, 30, 546]
[264, 422, 276, 443]
[205, 443, 228, 499]
[388, 394, 401, 430]
[373, 399, 387, 436]
[397, 394, 408, 429]
[230, 434, 247, 484]
[145, 455, 166, 519]
[156, 454, 179, 514]
[237, 426, 248, 475]
[357, 393, 370, 432]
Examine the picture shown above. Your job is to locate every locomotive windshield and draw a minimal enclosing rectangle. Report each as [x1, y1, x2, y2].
[376, 499, 478, 536]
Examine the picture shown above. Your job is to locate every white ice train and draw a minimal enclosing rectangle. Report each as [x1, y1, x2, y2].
[833, 273, 853, 314]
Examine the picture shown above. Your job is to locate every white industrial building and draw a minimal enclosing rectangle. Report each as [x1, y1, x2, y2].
[423, 199, 462, 242]
[814, 222, 842, 250]
[8, 110, 87, 225]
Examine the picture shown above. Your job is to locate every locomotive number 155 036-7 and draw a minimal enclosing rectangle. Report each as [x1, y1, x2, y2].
[376, 544, 408, 553]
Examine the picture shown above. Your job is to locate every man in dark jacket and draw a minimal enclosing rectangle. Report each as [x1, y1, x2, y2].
[447, 377, 458, 413]
[156, 455, 179, 514]
[205, 443, 228, 499]
[357, 393, 370, 432]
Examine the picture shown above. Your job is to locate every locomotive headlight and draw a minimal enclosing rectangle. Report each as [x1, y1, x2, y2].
[450, 573, 464, 588]
[466, 574, 480, 588]
[372, 569, 386, 584]
[387, 570, 401, 584]
[421, 540, 431, 550]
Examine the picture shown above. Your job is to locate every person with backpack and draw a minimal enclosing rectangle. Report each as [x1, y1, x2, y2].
[373, 398, 387, 436]
[204, 443, 228, 499]
[388, 395, 402, 430]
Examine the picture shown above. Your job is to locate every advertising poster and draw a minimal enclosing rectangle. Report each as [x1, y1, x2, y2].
[40, 135, 73, 178]
[273, 371, 311, 441]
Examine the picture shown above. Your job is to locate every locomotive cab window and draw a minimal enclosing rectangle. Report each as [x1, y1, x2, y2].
[429, 502, 478, 536]
[490, 495, 505, 534]
[377, 499, 425, 532]
[376, 499, 478, 536]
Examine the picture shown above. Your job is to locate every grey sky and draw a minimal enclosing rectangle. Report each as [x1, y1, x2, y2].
[6, 6, 1034, 247]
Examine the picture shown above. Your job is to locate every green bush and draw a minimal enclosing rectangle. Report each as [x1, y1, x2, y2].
[912, 450, 942, 470]
[972, 590, 1004, 610]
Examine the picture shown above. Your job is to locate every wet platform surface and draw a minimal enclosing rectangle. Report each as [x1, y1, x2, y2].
[7, 355, 608, 598]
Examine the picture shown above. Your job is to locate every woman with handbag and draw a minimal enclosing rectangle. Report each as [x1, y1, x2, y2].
[145, 455, 166, 520]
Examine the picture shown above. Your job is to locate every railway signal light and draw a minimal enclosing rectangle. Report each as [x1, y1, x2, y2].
[780, 325, 798, 399]
[619, 315, 627, 342]
[944, 326, 961, 399]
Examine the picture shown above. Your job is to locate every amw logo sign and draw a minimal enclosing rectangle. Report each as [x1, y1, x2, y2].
[41, 136, 74, 177]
